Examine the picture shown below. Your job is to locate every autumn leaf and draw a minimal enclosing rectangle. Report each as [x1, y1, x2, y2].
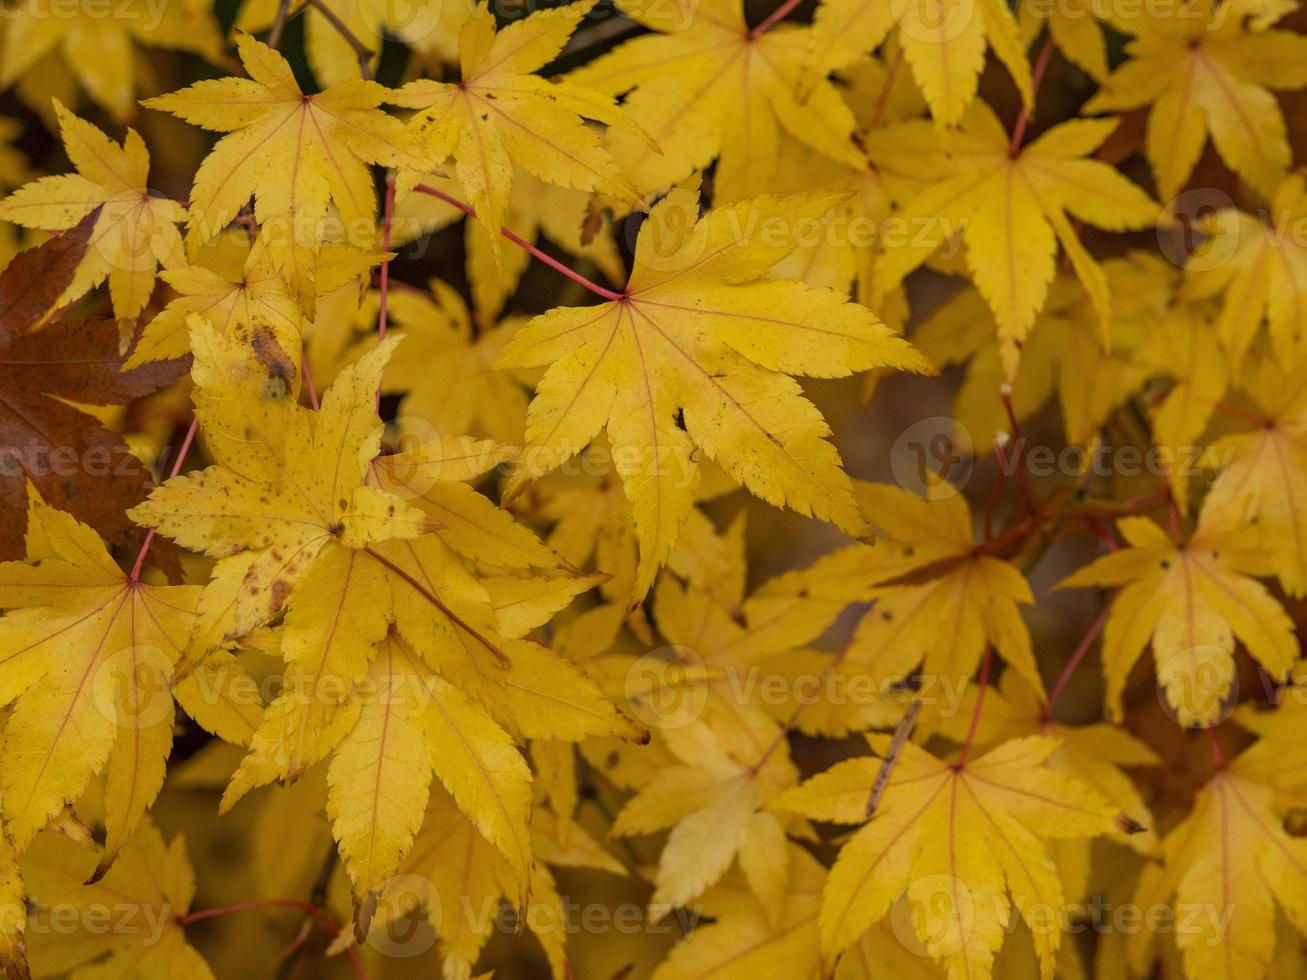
[1126, 735, 1307, 980]
[0, 500, 249, 876]
[1180, 172, 1307, 369]
[1058, 502, 1298, 726]
[830, 482, 1046, 730]
[22, 820, 213, 979]
[0, 100, 186, 319]
[143, 31, 431, 294]
[1086, 0, 1307, 201]
[496, 184, 932, 601]
[1203, 355, 1307, 598]
[873, 103, 1159, 376]
[773, 735, 1119, 975]
[0, 222, 186, 560]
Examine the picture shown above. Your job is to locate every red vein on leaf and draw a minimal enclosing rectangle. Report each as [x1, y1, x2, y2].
[129, 415, 199, 582]
[413, 183, 625, 301]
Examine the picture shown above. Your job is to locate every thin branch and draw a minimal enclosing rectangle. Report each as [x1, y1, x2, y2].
[956, 645, 994, 768]
[300, 356, 320, 411]
[865, 694, 922, 817]
[866, 48, 906, 132]
[1045, 604, 1110, 718]
[1009, 34, 1056, 154]
[267, 0, 293, 49]
[129, 415, 199, 582]
[413, 183, 625, 301]
[751, 0, 807, 37]
[179, 898, 368, 980]
[306, 0, 374, 79]
[375, 172, 397, 410]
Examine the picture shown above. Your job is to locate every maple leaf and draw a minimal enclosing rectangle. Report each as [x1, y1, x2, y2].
[1126, 736, 1307, 980]
[371, 786, 626, 979]
[802, 0, 1034, 127]
[496, 184, 932, 601]
[568, 0, 869, 201]
[0, 101, 186, 319]
[873, 103, 1159, 376]
[0, 222, 186, 561]
[831, 482, 1046, 727]
[392, 2, 645, 261]
[611, 719, 803, 916]
[326, 633, 533, 935]
[773, 735, 1119, 975]
[1181, 173, 1307, 369]
[0, 500, 257, 875]
[1203, 356, 1307, 598]
[0, 0, 225, 120]
[142, 32, 431, 291]
[1058, 502, 1298, 726]
[938, 671, 1160, 859]
[1085, 0, 1307, 200]
[22, 820, 213, 979]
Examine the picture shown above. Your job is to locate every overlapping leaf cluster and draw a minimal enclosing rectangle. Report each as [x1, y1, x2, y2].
[0, 1, 1304, 978]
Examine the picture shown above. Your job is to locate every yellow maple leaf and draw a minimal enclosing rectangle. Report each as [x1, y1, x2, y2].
[873, 103, 1159, 376]
[392, 2, 645, 261]
[1204, 356, 1307, 598]
[611, 719, 802, 915]
[130, 236, 383, 368]
[773, 735, 1118, 976]
[367, 277, 533, 445]
[0, 101, 186, 319]
[833, 482, 1046, 728]
[1126, 736, 1307, 980]
[22, 820, 212, 979]
[1181, 172, 1307, 370]
[0, 500, 242, 875]
[370, 787, 625, 979]
[1085, 0, 1307, 201]
[649, 841, 827, 980]
[143, 32, 431, 287]
[1058, 502, 1298, 726]
[496, 184, 932, 601]
[568, 0, 867, 201]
